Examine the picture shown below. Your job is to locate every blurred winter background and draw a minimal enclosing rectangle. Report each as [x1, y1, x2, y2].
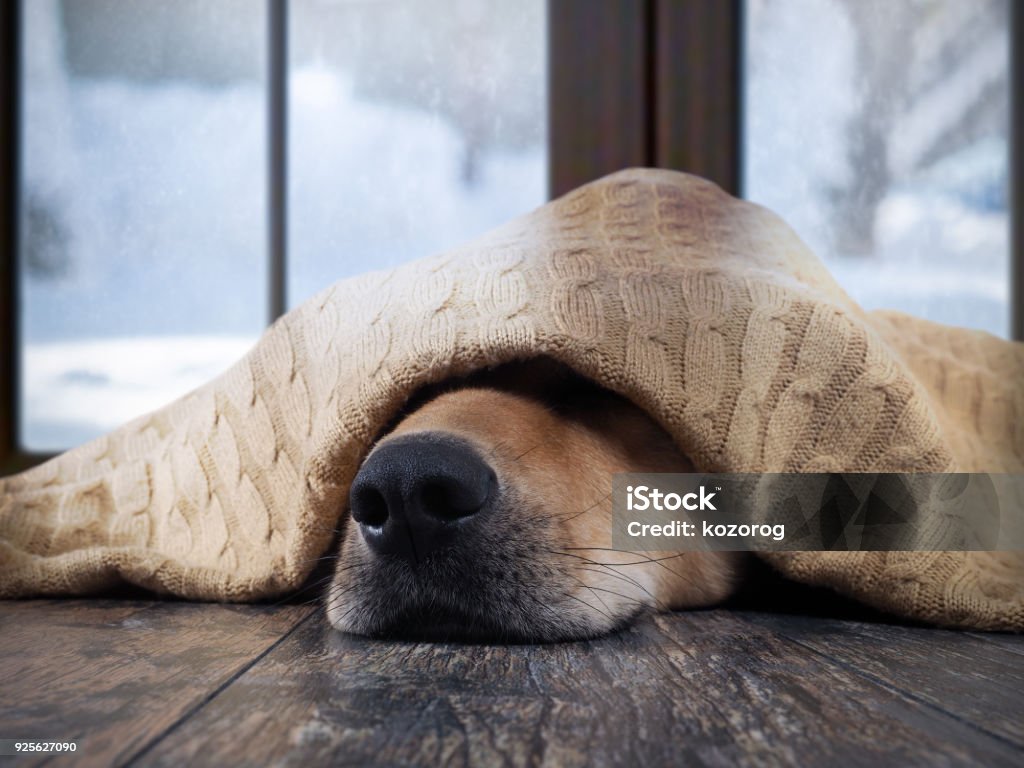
[18, 0, 1012, 451]
[746, 0, 1010, 335]
[20, 0, 546, 450]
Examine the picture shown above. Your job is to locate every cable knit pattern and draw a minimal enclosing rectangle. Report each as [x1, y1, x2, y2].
[1, 169, 1022, 630]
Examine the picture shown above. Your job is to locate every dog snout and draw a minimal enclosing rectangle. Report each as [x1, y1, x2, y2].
[349, 434, 497, 563]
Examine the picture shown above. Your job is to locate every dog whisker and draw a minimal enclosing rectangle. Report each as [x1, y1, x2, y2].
[510, 443, 543, 462]
[561, 591, 617, 625]
[576, 580, 614, 615]
[578, 581, 650, 609]
[547, 548, 684, 567]
[560, 491, 612, 522]
[550, 547, 707, 592]
[575, 565, 660, 605]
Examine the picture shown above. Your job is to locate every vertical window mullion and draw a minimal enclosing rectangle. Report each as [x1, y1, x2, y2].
[653, 0, 742, 196]
[1, 1, 21, 472]
[548, 0, 650, 199]
[268, 0, 288, 322]
[1013, 0, 1022, 341]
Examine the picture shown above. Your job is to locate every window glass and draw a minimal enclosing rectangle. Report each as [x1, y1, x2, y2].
[744, 0, 1010, 337]
[288, 0, 548, 306]
[20, 0, 267, 451]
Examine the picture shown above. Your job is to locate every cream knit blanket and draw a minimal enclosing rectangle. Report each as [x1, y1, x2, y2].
[2, 169, 1022, 630]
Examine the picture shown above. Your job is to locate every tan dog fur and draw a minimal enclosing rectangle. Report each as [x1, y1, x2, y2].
[327, 362, 742, 641]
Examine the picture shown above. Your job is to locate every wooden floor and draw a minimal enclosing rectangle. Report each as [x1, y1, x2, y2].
[1, 599, 1022, 767]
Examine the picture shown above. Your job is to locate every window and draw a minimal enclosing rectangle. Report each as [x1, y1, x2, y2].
[745, 0, 1013, 338]
[2, 0, 1019, 470]
[19, 0, 269, 452]
[287, 0, 547, 304]
[9, 0, 547, 456]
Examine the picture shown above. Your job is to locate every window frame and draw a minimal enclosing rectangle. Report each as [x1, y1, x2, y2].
[0, 0, 1019, 473]
[549, 0, 741, 197]
[1, 0, 22, 473]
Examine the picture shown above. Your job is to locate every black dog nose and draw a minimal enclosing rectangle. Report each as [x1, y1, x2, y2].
[349, 434, 497, 562]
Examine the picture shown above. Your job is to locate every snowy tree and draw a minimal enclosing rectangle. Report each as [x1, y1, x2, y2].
[831, 0, 1008, 256]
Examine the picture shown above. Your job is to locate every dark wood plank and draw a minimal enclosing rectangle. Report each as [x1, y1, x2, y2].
[742, 612, 1024, 747]
[138, 609, 1020, 767]
[966, 630, 1024, 656]
[0, 599, 314, 767]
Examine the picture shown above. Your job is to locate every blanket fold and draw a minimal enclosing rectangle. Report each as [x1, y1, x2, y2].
[2, 169, 1022, 629]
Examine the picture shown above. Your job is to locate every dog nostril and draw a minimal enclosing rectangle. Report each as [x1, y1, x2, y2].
[350, 486, 389, 528]
[419, 475, 492, 521]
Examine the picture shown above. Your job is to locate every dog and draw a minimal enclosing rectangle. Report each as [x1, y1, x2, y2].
[325, 359, 743, 642]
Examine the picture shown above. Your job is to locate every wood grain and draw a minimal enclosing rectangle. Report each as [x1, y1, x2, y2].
[744, 612, 1024, 747]
[2, 601, 1020, 767]
[137, 609, 1021, 768]
[966, 630, 1024, 656]
[0, 599, 313, 767]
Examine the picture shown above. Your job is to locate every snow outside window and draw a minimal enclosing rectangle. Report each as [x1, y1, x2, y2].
[745, 0, 1011, 338]
[19, 0, 547, 452]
